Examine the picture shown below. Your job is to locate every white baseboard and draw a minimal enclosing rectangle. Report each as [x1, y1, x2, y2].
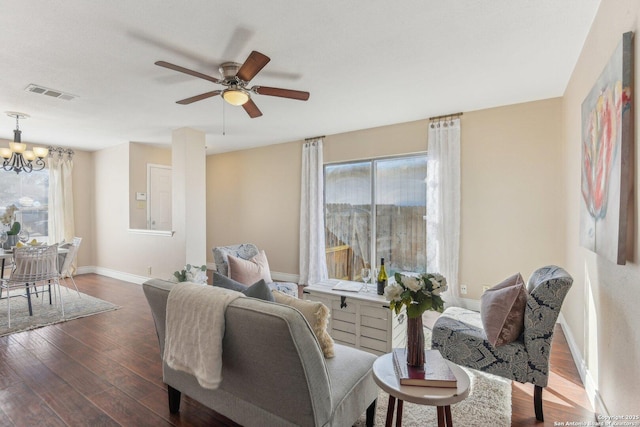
[78, 265, 150, 285]
[557, 313, 607, 416]
[271, 271, 299, 283]
[83, 264, 298, 286]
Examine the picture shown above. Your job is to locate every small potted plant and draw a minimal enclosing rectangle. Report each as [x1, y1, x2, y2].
[171, 264, 208, 285]
[1, 204, 20, 249]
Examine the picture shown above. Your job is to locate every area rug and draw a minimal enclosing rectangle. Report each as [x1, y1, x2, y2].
[354, 367, 511, 426]
[354, 328, 512, 426]
[0, 288, 119, 337]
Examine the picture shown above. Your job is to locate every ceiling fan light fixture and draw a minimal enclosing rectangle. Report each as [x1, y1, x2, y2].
[222, 88, 250, 106]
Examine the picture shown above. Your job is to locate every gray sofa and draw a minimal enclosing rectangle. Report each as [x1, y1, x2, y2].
[143, 278, 378, 427]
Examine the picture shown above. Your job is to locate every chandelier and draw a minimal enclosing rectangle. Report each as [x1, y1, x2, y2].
[0, 112, 49, 174]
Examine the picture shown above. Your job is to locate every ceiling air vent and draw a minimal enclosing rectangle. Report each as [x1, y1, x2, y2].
[25, 84, 78, 101]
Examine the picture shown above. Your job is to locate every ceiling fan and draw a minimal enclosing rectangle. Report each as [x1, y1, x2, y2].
[155, 51, 309, 118]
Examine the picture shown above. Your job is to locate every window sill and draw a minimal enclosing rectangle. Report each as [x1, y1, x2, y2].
[128, 229, 174, 237]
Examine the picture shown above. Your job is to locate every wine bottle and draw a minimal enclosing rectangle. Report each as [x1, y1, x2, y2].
[377, 258, 388, 295]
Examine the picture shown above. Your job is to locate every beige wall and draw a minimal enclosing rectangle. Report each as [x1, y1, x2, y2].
[207, 140, 303, 274]
[206, 119, 430, 274]
[94, 143, 184, 279]
[459, 99, 565, 297]
[128, 143, 171, 229]
[206, 98, 565, 298]
[71, 149, 95, 267]
[562, 0, 640, 414]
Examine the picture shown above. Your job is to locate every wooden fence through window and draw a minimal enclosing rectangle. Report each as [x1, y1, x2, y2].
[325, 204, 426, 280]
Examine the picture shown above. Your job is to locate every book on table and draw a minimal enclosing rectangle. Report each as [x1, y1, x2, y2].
[392, 348, 458, 388]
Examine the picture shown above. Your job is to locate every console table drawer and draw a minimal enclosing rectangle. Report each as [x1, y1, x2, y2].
[332, 319, 356, 334]
[360, 336, 388, 354]
[333, 309, 356, 324]
[361, 313, 389, 331]
[361, 305, 389, 320]
[332, 329, 356, 345]
[304, 281, 406, 356]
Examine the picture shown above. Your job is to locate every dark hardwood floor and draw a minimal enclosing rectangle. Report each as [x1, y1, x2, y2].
[0, 274, 594, 426]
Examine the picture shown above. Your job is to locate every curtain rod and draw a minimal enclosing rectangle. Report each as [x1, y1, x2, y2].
[47, 146, 74, 160]
[305, 135, 325, 141]
[429, 112, 463, 121]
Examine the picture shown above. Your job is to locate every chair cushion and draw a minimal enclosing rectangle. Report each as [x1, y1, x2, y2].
[431, 307, 530, 383]
[213, 272, 274, 302]
[272, 290, 335, 358]
[212, 243, 260, 277]
[480, 273, 527, 347]
[228, 250, 273, 285]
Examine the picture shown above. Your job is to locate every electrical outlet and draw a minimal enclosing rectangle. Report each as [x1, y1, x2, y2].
[483, 285, 490, 293]
[460, 285, 467, 294]
[147, 266, 152, 275]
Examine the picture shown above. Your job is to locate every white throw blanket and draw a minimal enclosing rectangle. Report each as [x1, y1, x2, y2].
[163, 283, 244, 389]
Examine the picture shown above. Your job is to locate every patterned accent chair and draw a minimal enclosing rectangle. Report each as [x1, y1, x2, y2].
[212, 243, 298, 297]
[431, 265, 573, 422]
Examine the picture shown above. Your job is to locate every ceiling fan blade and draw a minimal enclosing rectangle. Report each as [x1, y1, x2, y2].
[242, 98, 263, 118]
[155, 61, 220, 84]
[236, 51, 270, 82]
[254, 86, 310, 101]
[176, 90, 222, 105]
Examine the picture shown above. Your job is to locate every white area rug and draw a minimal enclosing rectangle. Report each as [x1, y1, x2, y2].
[0, 287, 119, 336]
[354, 367, 511, 426]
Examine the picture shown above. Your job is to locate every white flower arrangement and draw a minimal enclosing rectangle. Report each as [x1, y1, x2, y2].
[384, 272, 448, 318]
[171, 264, 208, 285]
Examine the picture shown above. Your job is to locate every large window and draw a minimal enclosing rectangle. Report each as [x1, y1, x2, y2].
[324, 155, 427, 280]
[0, 169, 49, 241]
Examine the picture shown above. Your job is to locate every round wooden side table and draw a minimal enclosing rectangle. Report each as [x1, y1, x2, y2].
[372, 353, 471, 427]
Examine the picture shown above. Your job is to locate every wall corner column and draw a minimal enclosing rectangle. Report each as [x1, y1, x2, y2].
[172, 127, 207, 267]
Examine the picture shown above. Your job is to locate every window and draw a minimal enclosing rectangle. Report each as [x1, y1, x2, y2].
[0, 169, 49, 241]
[324, 155, 427, 280]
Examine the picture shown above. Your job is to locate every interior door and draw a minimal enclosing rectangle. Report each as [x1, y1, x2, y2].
[147, 164, 172, 230]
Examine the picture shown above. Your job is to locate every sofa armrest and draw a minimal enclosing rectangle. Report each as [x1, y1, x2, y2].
[143, 278, 175, 354]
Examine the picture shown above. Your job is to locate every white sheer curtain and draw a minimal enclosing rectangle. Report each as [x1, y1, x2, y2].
[48, 152, 75, 246]
[299, 138, 329, 286]
[426, 118, 461, 307]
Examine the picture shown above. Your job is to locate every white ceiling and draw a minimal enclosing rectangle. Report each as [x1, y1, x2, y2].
[0, 1, 600, 155]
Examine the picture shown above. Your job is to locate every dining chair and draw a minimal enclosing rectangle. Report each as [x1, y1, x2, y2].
[0, 244, 65, 327]
[58, 237, 82, 296]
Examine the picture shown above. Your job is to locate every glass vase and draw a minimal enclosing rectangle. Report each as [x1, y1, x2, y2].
[406, 315, 425, 367]
[3, 234, 18, 250]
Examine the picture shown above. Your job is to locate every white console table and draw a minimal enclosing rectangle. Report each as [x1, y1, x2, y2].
[303, 279, 407, 355]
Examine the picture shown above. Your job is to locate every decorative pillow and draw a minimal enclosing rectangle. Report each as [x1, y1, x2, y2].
[272, 290, 335, 358]
[213, 272, 274, 302]
[480, 273, 527, 347]
[227, 250, 273, 285]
